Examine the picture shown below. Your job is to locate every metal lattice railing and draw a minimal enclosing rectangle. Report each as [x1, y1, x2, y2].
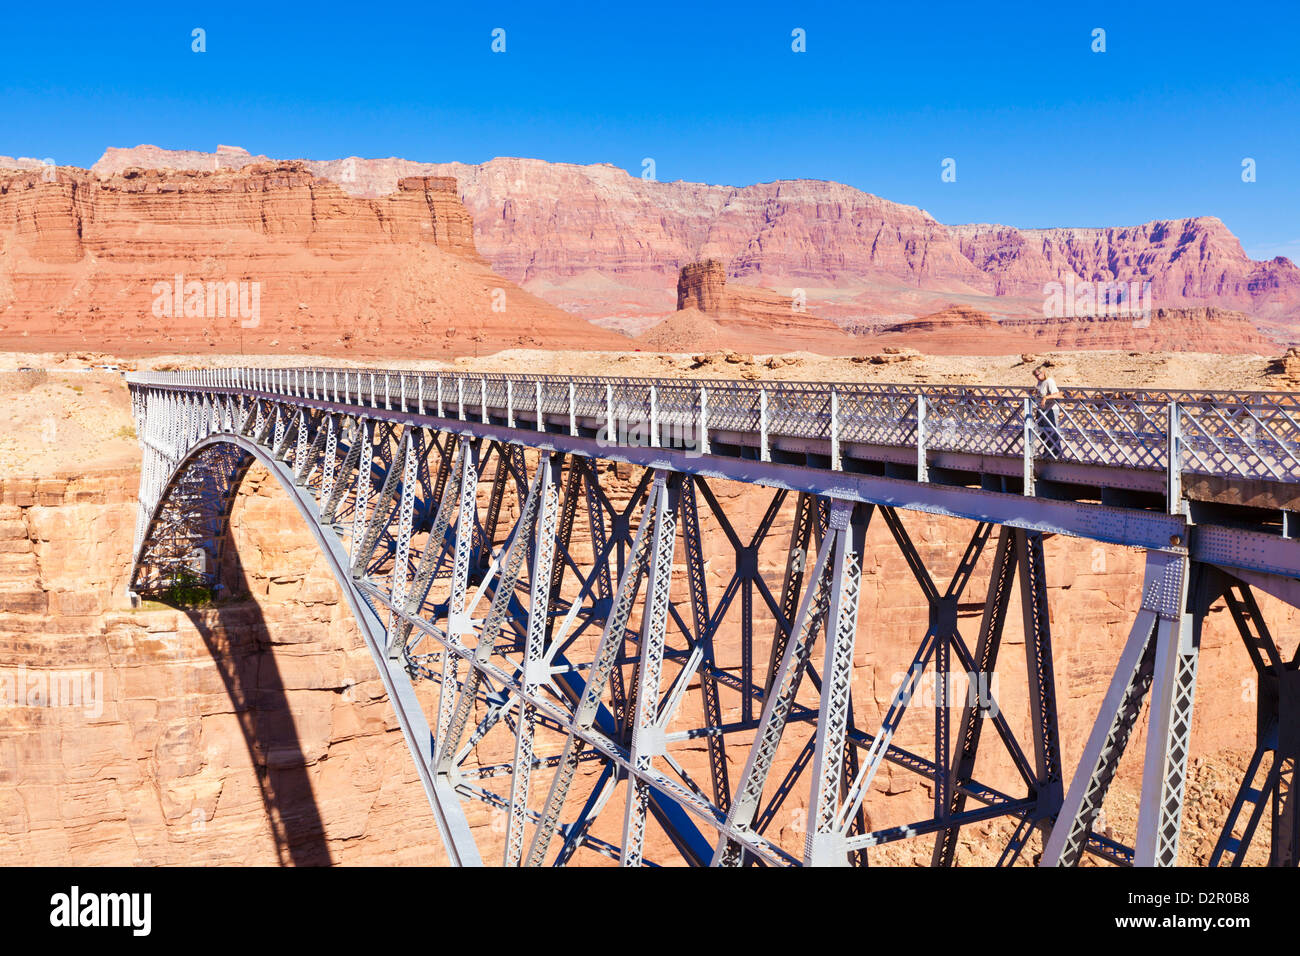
[125, 367, 1300, 489]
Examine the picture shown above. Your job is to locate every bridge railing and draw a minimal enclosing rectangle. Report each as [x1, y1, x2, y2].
[1178, 397, 1300, 482]
[1047, 395, 1171, 469]
[126, 367, 1300, 488]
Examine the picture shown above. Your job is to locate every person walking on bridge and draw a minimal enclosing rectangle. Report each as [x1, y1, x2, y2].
[1033, 366, 1064, 458]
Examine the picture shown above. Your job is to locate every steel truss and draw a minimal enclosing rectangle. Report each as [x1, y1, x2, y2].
[126, 372, 1300, 867]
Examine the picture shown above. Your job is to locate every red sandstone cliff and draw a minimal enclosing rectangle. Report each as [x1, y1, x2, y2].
[950, 220, 1300, 322]
[0, 161, 629, 357]
[89, 146, 1299, 346]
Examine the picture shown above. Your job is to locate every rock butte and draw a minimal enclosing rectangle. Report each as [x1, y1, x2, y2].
[636, 259, 859, 354]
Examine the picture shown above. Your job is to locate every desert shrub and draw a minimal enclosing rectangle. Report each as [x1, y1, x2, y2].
[164, 568, 214, 607]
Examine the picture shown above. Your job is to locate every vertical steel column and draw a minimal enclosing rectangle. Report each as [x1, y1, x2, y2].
[1042, 550, 1182, 866]
[932, 527, 1019, 866]
[1135, 559, 1204, 866]
[295, 412, 328, 485]
[272, 402, 286, 452]
[322, 418, 362, 524]
[504, 453, 563, 865]
[621, 473, 681, 866]
[437, 440, 480, 745]
[389, 437, 462, 656]
[439, 449, 543, 767]
[1017, 529, 1064, 829]
[805, 501, 870, 865]
[526, 473, 661, 866]
[386, 429, 421, 643]
[713, 512, 836, 865]
[292, 410, 310, 473]
[765, 492, 817, 703]
[833, 516, 989, 847]
[679, 477, 730, 810]
[348, 420, 373, 557]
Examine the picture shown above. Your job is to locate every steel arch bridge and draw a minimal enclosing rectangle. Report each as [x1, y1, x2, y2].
[127, 366, 1300, 867]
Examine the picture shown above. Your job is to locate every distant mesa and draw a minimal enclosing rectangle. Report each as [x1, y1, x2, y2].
[879, 304, 1001, 335]
[870, 302, 1274, 355]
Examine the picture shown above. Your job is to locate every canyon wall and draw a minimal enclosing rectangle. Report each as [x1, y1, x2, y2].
[0, 466, 445, 864]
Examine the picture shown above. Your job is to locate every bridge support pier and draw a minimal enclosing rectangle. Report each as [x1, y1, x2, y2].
[1043, 552, 1198, 866]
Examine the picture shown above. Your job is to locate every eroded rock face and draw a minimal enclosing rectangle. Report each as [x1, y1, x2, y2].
[866, 305, 1276, 354]
[951, 220, 1300, 316]
[0, 163, 629, 357]
[997, 306, 1275, 352]
[676, 260, 728, 313]
[0, 468, 444, 865]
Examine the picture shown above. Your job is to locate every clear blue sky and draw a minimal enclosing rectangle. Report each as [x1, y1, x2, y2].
[4, 1, 1297, 258]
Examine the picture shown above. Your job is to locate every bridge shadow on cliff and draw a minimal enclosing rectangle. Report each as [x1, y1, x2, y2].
[172, 538, 333, 866]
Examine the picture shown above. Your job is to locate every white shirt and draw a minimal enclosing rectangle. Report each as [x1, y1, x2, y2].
[1036, 377, 1059, 399]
